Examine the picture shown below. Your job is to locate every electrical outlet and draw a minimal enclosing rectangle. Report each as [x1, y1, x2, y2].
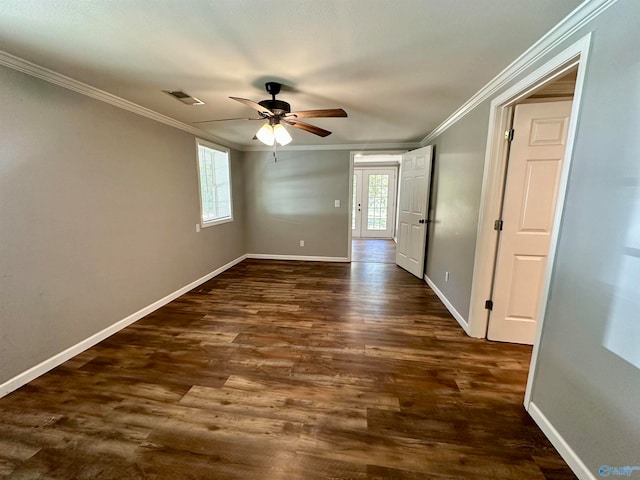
[196, 224, 201, 233]
[334, 199, 340, 208]
[300, 240, 305, 247]
[445, 271, 449, 282]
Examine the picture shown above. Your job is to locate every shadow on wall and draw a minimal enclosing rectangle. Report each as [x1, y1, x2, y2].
[603, 172, 640, 369]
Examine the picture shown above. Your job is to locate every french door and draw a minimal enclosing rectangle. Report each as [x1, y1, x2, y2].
[352, 168, 397, 239]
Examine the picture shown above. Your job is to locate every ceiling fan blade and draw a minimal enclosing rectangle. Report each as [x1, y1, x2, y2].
[287, 108, 347, 119]
[193, 117, 263, 124]
[284, 119, 332, 137]
[230, 97, 274, 116]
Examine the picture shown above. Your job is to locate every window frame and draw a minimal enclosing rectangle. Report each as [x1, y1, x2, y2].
[195, 138, 234, 228]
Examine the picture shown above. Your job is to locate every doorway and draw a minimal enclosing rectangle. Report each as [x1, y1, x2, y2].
[463, 34, 591, 408]
[352, 167, 398, 239]
[347, 152, 403, 263]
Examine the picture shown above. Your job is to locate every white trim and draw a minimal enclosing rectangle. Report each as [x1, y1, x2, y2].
[246, 254, 349, 263]
[0, 46, 418, 153]
[195, 138, 234, 227]
[242, 142, 419, 152]
[0, 50, 241, 151]
[0, 47, 416, 153]
[528, 403, 596, 480]
[347, 154, 355, 261]
[0, 255, 247, 398]
[424, 275, 471, 336]
[201, 217, 233, 228]
[0, 1, 616, 154]
[420, 0, 616, 145]
[352, 149, 408, 163]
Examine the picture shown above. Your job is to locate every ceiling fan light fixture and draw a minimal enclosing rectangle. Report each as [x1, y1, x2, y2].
[273, 124, 292, 146]
[202, 82, 345, 144]
[256, 123, 275, 146]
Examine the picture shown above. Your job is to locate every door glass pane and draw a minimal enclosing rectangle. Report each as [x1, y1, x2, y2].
[352, 174, 357, 230]
[367, 174, 389, 230]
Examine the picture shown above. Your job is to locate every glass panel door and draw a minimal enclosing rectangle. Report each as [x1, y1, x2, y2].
[352, 167, 397, 239]
[367, 174, 390, 231]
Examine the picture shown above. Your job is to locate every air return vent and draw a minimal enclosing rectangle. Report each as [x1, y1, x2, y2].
[162, 90, 205, 105]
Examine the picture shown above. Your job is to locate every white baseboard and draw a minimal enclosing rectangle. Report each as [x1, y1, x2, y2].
[528, 402, 595, 480]
[424, 274, 472, 336]
[246, 253, 349, 263]
[0, 254, 247, 398]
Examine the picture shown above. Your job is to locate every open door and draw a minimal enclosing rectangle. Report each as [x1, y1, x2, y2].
[488, 100, 573, 344]
[396, 146, 432, 278]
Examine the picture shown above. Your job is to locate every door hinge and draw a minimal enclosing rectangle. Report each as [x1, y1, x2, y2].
[485, 300, 494, 311]
[505, 128, 515, 142]
[494, 219, 503, 231]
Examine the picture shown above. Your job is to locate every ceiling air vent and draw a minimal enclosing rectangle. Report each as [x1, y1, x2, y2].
[163, 90, 205, 106]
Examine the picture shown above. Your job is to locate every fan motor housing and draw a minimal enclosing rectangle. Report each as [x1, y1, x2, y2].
[259, 99, 291, 114]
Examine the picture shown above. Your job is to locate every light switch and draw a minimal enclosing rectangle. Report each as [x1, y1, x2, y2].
[196, 224, 201, 233]
[334, 200, 340, 208]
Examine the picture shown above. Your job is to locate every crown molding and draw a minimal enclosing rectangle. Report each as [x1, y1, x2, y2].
[1, 0, 616, 153]
[241, 141, 420, 152]
[0, 49, 243, 151]
[420, 0, 617, 146]
[0, 48, 418, 153]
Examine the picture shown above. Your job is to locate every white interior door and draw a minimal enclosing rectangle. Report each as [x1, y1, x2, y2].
[352, 168, 397, 239]
[396, 146, 432, 277]
[488, 100, 573, 344]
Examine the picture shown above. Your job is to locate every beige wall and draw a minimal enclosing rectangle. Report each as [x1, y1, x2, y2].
[0, 65, 245, 384]
[425, 104, 489, 319]
[243, 150, 350, 258]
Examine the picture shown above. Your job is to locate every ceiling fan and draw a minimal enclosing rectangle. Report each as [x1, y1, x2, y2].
[194, 82, 347, 146]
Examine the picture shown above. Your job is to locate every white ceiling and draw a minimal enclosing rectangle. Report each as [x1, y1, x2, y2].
[0, 0, 583, 148]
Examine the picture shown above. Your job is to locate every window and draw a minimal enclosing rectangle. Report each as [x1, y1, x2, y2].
[196, 139, 233, 227]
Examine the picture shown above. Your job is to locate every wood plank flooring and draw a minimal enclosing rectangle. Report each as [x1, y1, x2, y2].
[0, 259, 576, 479]
[352, 239, 396, 264]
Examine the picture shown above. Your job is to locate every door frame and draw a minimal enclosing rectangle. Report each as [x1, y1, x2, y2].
[353, 167, 398, 239]
[352, 169, 364, 238]
[347, 150, 407, 261]
[465, 33, 592, 408]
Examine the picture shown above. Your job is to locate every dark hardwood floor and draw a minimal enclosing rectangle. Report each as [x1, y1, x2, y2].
[0, 259, 576, 479]
[352, 239, 396, 264]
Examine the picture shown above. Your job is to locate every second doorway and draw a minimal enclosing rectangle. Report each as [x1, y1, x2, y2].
[352, 167, 398, 239]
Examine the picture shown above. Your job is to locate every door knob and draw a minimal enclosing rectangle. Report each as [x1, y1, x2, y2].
[419, 219, 425, 224]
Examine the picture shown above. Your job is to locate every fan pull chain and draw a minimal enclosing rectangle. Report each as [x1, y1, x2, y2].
[273, 141, 278, 162]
